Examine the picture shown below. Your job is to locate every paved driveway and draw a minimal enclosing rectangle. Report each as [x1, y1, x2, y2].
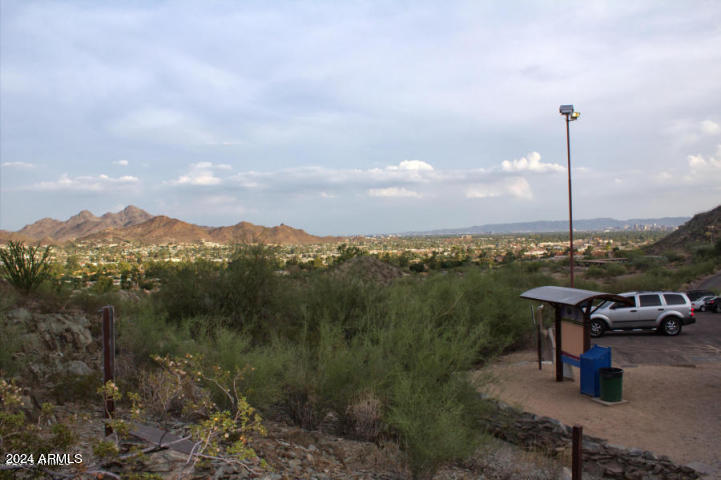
[595, 311, 721, 365]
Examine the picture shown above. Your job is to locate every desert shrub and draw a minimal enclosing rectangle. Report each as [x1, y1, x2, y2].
[386, 374, 484, 479]
[50, 373, 102, 404]
[0, 241, 52, 294]
[219, 244, 280, 332]
[116, 260, 555, 477]
[608, 272, 666, 293]
[92, 275, 115, 294]
[0, 379, 77, 456]
[409, 262, 426, 273]
[154, 245, 281, 336]
[663, 251, 684, 263]
[585, 266, 604, 278]
[585, 263, 627, 281]
[66, 289, 125, 315]
[571, 278, 603, 292]
[117, 309, 195, 367]
[137, 367, 212, 420]
[154, 259, 222, 322]
[604, 262, 627, 277]
[345, 392, 384, 441]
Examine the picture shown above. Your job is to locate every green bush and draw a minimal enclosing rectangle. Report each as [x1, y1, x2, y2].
[0, 241, 52, 294]
[117, 257, 556, 477]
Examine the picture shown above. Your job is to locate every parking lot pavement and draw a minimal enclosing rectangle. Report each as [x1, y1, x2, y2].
[595, 311, 721, 366]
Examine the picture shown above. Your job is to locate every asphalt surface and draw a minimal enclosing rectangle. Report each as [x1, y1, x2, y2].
[695, 270, 721, 290]
[595, 311, 721, 366]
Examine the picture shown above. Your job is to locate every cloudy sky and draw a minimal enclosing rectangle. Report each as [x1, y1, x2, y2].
[1, 1, 720, 235]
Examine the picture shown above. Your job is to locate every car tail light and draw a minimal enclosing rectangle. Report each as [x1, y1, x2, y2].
[690, 306, 695, 317]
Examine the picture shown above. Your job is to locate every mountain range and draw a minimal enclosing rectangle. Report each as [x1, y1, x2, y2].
[0, 206, 703, 245]
[0, 206, 341, 245]
[399, 217, 690, 236]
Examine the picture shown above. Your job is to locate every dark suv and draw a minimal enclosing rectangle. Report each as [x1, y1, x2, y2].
[590, 291, 695, 337]
[687, 289, 716, 302]
[704, 296, 721, 313]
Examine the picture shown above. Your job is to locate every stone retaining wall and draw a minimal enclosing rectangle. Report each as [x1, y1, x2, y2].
[479, 396, 700, 480]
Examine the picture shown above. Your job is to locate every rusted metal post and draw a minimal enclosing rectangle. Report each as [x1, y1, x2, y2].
[566, 116, 575, 288]
[102, 305, 115, 435]
[536, 305, 544, 370]
[572, 424, 583, 479]
[555, 306, 563, 382]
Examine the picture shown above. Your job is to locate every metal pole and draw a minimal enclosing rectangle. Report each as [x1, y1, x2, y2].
[555, 307, 563, 382]
[566, 116, 575, 288]
[102, 305, 115, 435]
[572, 424, 583, 479]
[535, 305, 544, 370]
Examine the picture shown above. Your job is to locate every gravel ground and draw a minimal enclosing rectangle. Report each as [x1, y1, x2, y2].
[479, 350, 721, 479]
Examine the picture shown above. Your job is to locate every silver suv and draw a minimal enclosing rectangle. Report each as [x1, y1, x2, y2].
[590, 291, 695, 337]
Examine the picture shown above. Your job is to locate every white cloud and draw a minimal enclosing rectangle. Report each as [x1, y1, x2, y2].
[700, 120, 721, 136]
[466, 177, 532, 200]
[367, 187, 421, 198]
[170, 155, 546, 202]
[168, 162, 233, 186]
[687, 145, 721, 171]
[2, 161, 35, 169]
[388, 160, 434, 171]
[113, 159, 129, 166]
[29, 173, 139, 192]
[501, 152, 564, 173]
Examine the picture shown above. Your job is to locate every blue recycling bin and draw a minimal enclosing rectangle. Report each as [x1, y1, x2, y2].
[580, 345, 611, 397]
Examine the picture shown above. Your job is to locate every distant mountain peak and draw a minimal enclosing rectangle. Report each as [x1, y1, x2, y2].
[8, 206, 339, 245]
[74, 210, 97, 220]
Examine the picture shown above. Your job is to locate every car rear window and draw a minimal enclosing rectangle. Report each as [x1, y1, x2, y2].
[639, 294, 662, 307]
[663, 294, 686, 305]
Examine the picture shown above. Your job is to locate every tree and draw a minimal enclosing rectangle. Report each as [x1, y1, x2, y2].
[0, 241, 52, 293]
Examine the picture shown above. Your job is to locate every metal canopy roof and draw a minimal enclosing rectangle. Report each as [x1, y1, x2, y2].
[520, 286, 631, 307]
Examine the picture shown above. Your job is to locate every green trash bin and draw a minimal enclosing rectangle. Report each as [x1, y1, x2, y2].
[599, 367, 623, 402]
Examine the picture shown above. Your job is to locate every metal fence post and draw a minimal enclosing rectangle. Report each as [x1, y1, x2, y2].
[572, 424, 583, 479]
[102, 305, 115, 435]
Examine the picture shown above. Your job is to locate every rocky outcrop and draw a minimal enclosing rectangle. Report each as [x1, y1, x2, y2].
[4, 308, 101, 384]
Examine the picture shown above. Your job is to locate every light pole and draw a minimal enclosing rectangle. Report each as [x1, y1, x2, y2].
[559, 105, 580, 287]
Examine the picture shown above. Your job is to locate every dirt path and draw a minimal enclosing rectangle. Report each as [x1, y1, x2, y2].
[479, 351, 721, 478]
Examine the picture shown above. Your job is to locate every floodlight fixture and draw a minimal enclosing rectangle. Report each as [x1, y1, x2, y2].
[559, 103, 581, 287]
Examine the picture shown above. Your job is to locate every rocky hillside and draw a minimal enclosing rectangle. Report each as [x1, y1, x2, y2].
[17, 205, 153, 242]
[650, 204, 721, 252]
[7, 206, 341, 245]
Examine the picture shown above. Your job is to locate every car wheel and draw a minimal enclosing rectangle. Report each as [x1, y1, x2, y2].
[715, 304, 721, 313]
[661, 317, 682, 336]
[590, 319, 605, 338]
[699, 305, 705, 312]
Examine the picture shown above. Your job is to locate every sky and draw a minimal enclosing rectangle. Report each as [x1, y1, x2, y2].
[1, 1, 720, 236]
